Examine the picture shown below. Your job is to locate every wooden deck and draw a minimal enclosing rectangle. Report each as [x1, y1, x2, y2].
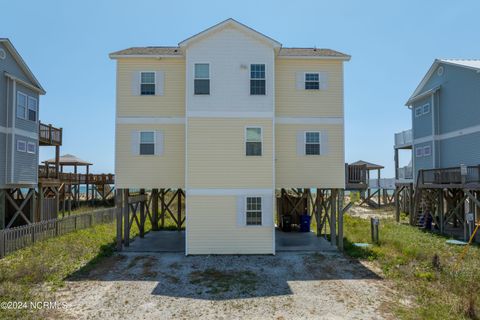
[39, 122, 62, 146]
[345, 164, 368, 190]
[38, 165, 114, 185]
[419, 166, 480, 189]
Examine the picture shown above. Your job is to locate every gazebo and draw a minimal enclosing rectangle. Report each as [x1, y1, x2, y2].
[349, 160, 386, 207]
[43, 154, 93, 204]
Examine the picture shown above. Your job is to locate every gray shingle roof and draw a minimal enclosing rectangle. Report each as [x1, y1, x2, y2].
[110, 46, 350, 59]
[109, 46, 182, 57]
[278, 48, 350, 58]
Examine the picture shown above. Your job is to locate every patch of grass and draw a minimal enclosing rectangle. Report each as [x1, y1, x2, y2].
[189, 268, 258, 295]
[0, 216, 150, 319]
[343, 214, 480, 320]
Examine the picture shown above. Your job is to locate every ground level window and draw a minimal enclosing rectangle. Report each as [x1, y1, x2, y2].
[305, 131, 320, 155]
[246, 196, 262, 226]
[140, 131, 155, 155]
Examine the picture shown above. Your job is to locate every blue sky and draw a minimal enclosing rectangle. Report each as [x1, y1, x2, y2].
[1, 0, 479, 176]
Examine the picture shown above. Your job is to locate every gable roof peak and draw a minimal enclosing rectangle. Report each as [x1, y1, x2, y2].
[178, 18, 282, 48]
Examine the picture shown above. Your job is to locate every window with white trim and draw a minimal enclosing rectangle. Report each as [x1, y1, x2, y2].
[245, 127, 262, 156]
[246, 196, 262, 226]
[139, 131, 155, 155]
[28, 97, 37, 121]
[305, 131, 320, 155]
[140, 72, 155, 95]
[423, 145, 431, 156]
[415, 106, 423, 117]
[17, 140, 26, 152]
[194, 63, 210, 95]
[250, 64, 265, 95]
[422, 104, 430, 114]
[415, 147, 424, 157]
[305, 73, 320, 90]
[27, 142, 36, 154]
[16, 92, 27, 119]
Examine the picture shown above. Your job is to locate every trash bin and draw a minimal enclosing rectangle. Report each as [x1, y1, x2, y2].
[282, 215, 292, 232]
[300, 214, 311, 232]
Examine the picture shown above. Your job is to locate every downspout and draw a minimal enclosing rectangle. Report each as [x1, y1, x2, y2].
[11, 80, 16, 184]
[431, 93, 435, 168]
[5, 77, 9, 183]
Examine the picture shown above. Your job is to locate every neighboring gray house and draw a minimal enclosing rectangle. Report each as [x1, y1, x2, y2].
[394, 59, 480, 183]
[0, 38, 45, 189]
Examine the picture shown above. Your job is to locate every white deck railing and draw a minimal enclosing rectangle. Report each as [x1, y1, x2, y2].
[394, 129, 413, 147]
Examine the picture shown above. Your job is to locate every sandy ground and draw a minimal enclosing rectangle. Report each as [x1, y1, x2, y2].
[48, 251, 396, 320]
[346, 205, 395, 220]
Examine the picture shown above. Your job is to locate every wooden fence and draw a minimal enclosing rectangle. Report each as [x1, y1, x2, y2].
[0, 207, 117, 258]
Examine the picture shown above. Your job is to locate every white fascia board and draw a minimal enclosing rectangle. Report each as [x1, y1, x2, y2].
[275, 117, 343, 125]
[277, 55, 351, 61]
[109, 54, 184, 59]
[116, 117, 185, 124]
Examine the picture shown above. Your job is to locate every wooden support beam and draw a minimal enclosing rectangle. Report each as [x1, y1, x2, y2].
[123, 189, 130, 247]
[116, 189, 123, 251]
[152, 189, 159, 231]
[139, 189, 145, 238]
[160, 188, 165, 228]
[338, 189, 344, 251]
[330, 190, 337, 246]
[0, 190, 5, 230]
[177, 189, 182, 231]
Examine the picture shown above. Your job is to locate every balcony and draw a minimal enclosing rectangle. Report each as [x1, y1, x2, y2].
[39, 122, 62, 146]
[394, 129, 413, 149]
[397, 165, 413, 180]
[419, 166, 480, 188]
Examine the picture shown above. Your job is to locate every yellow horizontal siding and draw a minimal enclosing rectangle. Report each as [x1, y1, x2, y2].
[187, 118, 273, 188]
[115, 124, 184, 188]
[116, 58, 185, 117]
[275, 59, 344, 117]
[275, 124, 345, 188]
[187, 195, 273, 254]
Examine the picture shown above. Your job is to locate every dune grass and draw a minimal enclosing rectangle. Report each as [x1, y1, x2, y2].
[343, 214, 480, 320]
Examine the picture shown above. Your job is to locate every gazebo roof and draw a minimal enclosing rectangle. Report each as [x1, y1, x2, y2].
[43, 154, 92, 166]
[350, 160, 384, 170]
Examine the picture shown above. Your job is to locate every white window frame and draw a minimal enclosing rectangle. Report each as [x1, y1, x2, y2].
[140, 71, 156, 96]
[304, 131, 321, 156]
[27, 141, 36, 154]
[422, 103, 430, 115]
[17, 140, 26, 152]
[245, 196, 262, 226]
[16, 91, 28, 120]
[414, 106, 423, 118]
[415, 147, 424, 157]
[250, 64, 266, 95]
[27, 96, 38, 122]
[194, 63, 210, 95]
[304, 72, 320, 90]
[139, 131, 156, 155]
[423, 145, 432, 156]
[245, 126, 263, 156]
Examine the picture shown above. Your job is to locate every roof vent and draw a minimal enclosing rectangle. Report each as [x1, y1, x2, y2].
[437, 66, 444, 76]
[0, 49, 5, 60]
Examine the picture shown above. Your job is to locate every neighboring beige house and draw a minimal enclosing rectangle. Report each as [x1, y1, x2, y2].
[110, 19, 350, 254]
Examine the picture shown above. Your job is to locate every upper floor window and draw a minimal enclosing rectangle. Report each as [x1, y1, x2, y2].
[27, 142, 36, 154]
[246, 196, 262, 226]
[305, 131, 320, 155]
[305, 73, 320, 90]
[250, 64, 265, 95]
[16, 92, 27, 119]
[17, 140, 26, 152]
[139, 131, 155, 155]
[140, 72, 155, 95]
[194, 63, 210, 95]
[415, 103, 430, 117]
[245, 127, 262, 156]
[28, 97, 37, 121]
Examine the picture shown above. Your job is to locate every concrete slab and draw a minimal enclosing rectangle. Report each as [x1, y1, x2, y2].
[275, 229, 337, 252]
[123, 231, 185, 253]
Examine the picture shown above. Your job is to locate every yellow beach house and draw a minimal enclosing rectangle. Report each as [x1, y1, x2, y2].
[110, 19, 350, 254]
